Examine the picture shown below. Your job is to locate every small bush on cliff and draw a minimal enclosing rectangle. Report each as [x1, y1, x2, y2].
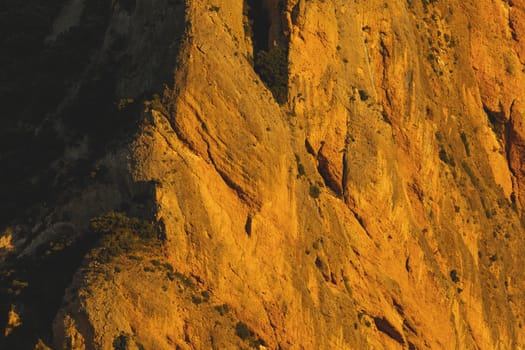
[234, 321, 267, 348]
[438, 148, 455, 167]
[450, 269, 460, 283]
[112, 333, 133, 350]
[214, 303, 230, 316]
[90, 211, 157, 238]
[235, 322, 252, 340]
[89, 212, 158, 261]
[309, 184, 321, 199]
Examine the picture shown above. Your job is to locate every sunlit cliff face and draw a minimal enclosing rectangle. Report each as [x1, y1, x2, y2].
[1, 0, 525, 349]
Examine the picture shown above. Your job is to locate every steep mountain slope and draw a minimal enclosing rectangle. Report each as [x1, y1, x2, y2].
[1, 0, 525, 349]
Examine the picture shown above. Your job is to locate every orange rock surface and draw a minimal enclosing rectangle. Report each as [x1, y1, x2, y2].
[2, 0, 525, 349]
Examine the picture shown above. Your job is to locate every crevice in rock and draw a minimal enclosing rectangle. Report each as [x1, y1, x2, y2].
[244, 0, 289, 104]
[483, 103, 507, 140]
[305, 139, 316, 155]
[353, 211, 366, 232]
[403, 319, 418, 335]
[506, 2, 519, 42]
[373, 316, 405, 345]
[505, 100, 522, 213]
[244, 215, 252, 237]
[342, 150, 348, 198]
[317, 150, 343, 197]
[392, 299, 404, 316]
[207, 149, 251, 205]
[505, 100, 519, 177]
[203, 140, 256, 208]
[315, 256, 331, 282]
[379, 34, 390, 83]
[170, 101, 256, 207]
[405, 257, 412, 272]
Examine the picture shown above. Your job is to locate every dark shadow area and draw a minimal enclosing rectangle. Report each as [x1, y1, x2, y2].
[373, 317, 405, 345]
[0, 179, 162, 349]
[245, 0, 270, 52]
[0, 0, 187, 228]
[0, 0, 111, 227]
[0, 233, 97, 349]
[244, 0, 289, 104]
[483, 104, 507, 137]
[119, 0, 137, 14]
[0, 0, 186, 346]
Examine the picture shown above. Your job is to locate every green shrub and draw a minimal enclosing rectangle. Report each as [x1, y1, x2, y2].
[438, 149, 455, 167]
[162, 263, 174, 272]
[450, 269, 459, 283]
[295, 155, 305, 178]
[254, 46, 288, 104]
[461, 161, 479, 187]
[112, 333, 132, 350]
[358, 89, 369, 101]
[235, 322, 252, 340]
[116, 98, 134, 111]
[309, 185, 320, 199]
[214, 303, 230, 316]
[191, 295, 203, 304]
[89, 212, 158, 262]
[90, 211, 157, 239]
[297, 163, 305, 177]
[167, 271, 176, 281]
[143, 93, 167, 114]
[172, 271, 195, 288]
[234, 321, 267, 347]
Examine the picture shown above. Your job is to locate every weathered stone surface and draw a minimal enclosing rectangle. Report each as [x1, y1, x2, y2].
[1, 0, 525, 349]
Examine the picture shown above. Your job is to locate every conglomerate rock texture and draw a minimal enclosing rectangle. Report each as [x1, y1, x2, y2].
[1, 0, 525, 349]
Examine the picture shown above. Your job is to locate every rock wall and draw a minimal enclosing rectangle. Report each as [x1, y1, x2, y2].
[1, 0, 525, 349]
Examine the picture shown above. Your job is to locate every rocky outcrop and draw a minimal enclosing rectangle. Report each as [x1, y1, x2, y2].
[1, 0, 525, 349]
